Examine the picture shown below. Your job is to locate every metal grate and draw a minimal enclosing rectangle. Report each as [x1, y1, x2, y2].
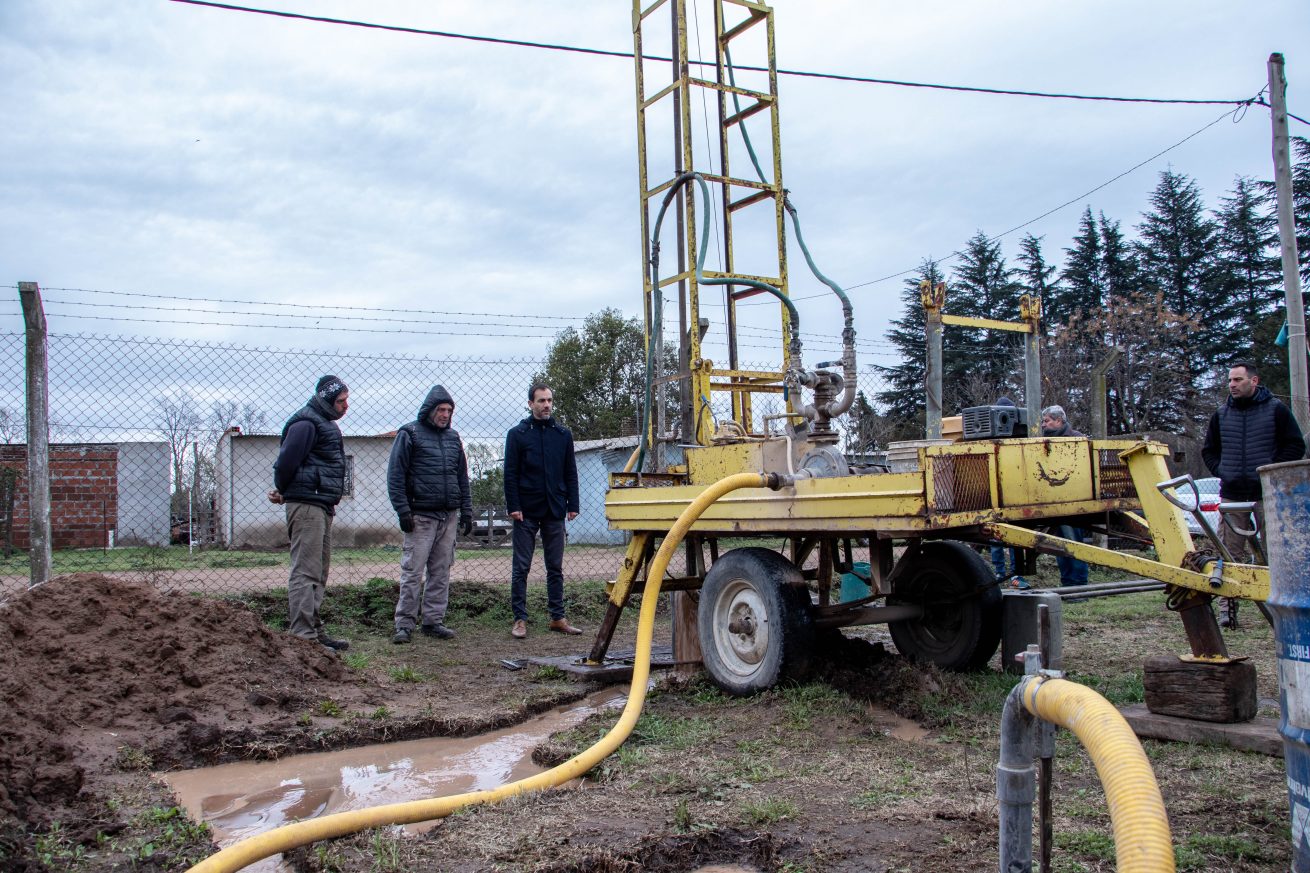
[1096, 449, 1137, 499]
[928, 454, 992, 513]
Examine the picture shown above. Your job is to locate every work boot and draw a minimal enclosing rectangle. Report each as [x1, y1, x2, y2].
[421, 623, 455, 640]
[317, 632, 350, 651]
[392, 628, 411, 645]
[549, 618, 583, 635]
[511, 619, 527, 639]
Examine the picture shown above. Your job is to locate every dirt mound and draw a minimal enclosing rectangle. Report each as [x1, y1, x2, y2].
[0, 573, 346, 828]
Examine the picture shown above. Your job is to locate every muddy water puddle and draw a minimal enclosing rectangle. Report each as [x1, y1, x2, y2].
[161, 687, 628, 868]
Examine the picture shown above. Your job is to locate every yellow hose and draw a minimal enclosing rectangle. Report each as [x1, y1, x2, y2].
[1022, 677, 1174, 873]
[187, 471, 769, 873]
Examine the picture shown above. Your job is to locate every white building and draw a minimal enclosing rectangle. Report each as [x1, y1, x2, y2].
[213, 429, 398, 548]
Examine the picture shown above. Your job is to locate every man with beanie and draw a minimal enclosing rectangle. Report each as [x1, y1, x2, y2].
[1202, 361, 1305, 628]
[504, 383, 582, 639]
[387, 385, 473, 644]
[269, 375, 351, 652]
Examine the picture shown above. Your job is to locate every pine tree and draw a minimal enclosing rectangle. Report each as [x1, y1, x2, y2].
[1016, 233, 1059, 306]
[949, 231, 1023, 405]
[1055, 207, 1104, 326]
[1099, 212, 1138, 303]
[1292, 136, 1310, 284]
[877, 259, 945, 431]
[1134, 169, 1227, 383]
[1215, 175, 1282, 361]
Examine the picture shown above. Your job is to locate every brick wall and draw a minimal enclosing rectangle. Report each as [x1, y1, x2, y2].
[0, 444, 119, 549]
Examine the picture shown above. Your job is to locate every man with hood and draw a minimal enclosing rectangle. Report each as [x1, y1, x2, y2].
[388, 385, 473, 644]
[1202, 361, 1305, 627]
[269, 375, 351, 652]
[503, 382, 581, 639]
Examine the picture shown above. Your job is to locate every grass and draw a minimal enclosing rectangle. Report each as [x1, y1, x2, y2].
[388, 665, 423, 683]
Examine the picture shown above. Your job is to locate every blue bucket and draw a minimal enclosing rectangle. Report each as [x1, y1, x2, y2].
[1260, 458, 1310, 872]
[839, 561, 872, 602]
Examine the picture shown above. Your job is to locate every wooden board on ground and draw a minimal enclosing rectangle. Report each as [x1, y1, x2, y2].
[1143, 653, 1258, 723]
[1120, 703, 1282, 757]
[522, 645, 677, 682]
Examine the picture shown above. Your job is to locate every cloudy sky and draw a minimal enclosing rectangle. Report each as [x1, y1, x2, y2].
[1, 0, 1307, 377]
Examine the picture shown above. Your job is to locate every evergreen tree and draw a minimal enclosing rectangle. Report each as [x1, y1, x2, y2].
[1016, 233, 1059, 307]
[1134, 169, 1227, 382]
[1055, 207, 1104, 326]
[1215, 175, 1282, 361]
[949, 231, 1023, 404]
[1099, 212, 1139, 303]
[1292, 136, 1310, 284]
[877, 259, 945, 431]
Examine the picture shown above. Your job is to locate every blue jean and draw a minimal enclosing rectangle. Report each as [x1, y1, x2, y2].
[510, 516, 566, 622]
[1055, 525, 1089, 586]
[990, 545, 1020, 579]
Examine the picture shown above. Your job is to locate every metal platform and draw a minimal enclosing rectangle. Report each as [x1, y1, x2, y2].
[518, 645, 677, 682]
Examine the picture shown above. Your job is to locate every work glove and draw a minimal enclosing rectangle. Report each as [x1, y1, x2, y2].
[459, 513, 474, 537]
[398, 513, 414, 534]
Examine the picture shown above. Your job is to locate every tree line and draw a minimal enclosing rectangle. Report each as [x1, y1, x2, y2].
[866, 137, 1310, 448]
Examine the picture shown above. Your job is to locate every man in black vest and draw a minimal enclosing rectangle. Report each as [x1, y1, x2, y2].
[504, 383, 581, 639]
[387, 385, 473, 644]
[268, 375, 351, 652]
[1202, 360, 1305, 627]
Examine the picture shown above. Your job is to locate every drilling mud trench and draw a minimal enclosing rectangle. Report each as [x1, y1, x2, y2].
[0, 572, 1293, 871]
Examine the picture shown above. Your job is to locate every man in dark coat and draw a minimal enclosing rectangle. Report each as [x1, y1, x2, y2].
[503, 383, 581, 639]
[1040, 405, 1089, 591]
[269, 375, 351, 652]
[387, 385, 473, 644]
[1202, 361, 1305, 627]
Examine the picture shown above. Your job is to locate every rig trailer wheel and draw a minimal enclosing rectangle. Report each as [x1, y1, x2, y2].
[887, 540, 1002, 671]
[697, 547, 814, 696]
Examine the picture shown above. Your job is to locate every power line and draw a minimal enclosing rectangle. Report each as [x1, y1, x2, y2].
[167, 0, 1270, 111]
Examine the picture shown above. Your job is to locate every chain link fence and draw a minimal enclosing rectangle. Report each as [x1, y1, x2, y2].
[0, 330, 888, 598]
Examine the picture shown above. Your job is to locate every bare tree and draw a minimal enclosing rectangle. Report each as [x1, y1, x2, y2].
[157, 391, 201, 504]
[0, 407, 20, 444]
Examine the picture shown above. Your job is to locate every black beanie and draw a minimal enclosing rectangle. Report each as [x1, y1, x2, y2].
[316, 375, 347, 402]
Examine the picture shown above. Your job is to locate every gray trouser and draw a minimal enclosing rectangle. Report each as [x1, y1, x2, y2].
[286, 502, 332, 640]
[394, 510, 459, 632]
[1220, 498, 1265, 565]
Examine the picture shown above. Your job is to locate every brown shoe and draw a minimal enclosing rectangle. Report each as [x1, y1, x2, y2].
[511, 619, 527, 639]
[549, 618, 583, 635]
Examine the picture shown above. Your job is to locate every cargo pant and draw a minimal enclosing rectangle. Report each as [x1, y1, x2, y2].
[394, 510, 459, 632]
[286, 501, 332, 640]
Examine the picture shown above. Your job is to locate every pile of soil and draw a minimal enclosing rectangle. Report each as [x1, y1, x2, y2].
[0, 574, 355, 830]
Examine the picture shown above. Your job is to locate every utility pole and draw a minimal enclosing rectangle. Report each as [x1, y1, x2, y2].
[18, 282, 52, 588]
[1269, 52, 1309, 431]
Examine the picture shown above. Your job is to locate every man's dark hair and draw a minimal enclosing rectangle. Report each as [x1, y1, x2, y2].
[1229, 360, 1259, 380]
[529, 382, 553, 402]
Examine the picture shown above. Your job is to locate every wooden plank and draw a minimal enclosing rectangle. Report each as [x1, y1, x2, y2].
[1119, 703, 1283, 758]
[1143, 654, 1257, 723]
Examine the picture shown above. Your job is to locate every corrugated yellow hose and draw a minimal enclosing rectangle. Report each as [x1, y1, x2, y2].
[1022, 677, 1174, 873]
[187, 471, 770, 873]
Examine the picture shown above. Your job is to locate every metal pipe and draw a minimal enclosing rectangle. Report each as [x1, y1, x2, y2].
[810, 603, 924, 630]
[997, 682, 1038, 873]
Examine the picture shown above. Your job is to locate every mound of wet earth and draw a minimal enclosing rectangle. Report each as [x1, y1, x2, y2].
[0, 574, 351, 829]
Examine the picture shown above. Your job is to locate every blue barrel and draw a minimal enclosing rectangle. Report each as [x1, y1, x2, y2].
[1261, 458, 1310, 872]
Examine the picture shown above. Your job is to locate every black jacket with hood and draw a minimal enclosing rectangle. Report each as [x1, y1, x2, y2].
[387, 385, 472, 519]
[274, 395, 346, 511]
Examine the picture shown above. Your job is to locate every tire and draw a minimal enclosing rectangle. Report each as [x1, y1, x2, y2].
[697, 547, 815, 696]
[887, 541, 1002, 671]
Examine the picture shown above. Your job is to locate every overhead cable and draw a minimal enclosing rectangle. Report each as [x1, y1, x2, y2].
[167, 0, 1272, 111]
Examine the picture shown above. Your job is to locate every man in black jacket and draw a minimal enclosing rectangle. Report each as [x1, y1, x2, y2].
[387, 385, 473, 644]
[268, 375, 351, 652]
[1202, 361, 1305, 626]
[1041, 405, 1089, 591]
[504, 383, 581, 639]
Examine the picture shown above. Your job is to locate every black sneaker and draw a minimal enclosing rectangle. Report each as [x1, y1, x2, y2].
[392, 628, 412, 644]
[420, 623, 455, 639]
[317, 633, 350, 651]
